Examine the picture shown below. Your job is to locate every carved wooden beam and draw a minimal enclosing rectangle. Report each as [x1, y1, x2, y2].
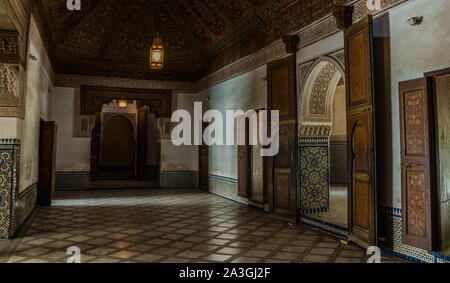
[282, 34, 300, 54]
[332, 5, 354, 30]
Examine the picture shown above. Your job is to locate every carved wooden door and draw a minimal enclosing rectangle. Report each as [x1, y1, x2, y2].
[38, 121, 57, 206]
[137, 106, 149, 178]
[345, 16, 377, 246]
[399, 77, 436, 251]
[267, 55, 297, 219]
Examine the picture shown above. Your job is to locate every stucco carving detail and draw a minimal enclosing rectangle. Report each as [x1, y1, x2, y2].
[0, 65, 24, 118]
[0, 65, 19, 102]
[301, 61, 342, 125]
[299, 125, 332, 138]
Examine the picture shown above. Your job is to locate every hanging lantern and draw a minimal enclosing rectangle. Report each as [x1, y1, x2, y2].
[150, 32, 164, 70]
[118, 99, 127, 109]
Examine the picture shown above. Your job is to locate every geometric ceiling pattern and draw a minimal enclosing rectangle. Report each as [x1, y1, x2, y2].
[38, 0, 297, 81]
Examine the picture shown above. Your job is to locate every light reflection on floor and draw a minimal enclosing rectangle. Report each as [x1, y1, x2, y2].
[305, 186, 348, 228]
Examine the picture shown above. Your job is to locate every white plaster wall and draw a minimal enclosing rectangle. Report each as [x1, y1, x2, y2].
[19, 39, 52, 192]
[388, 0, 450, 207]
[161, 92, 199, 171]
[0, 118, 22, 139]
[51, 87, 90, 172]
[197, 65, 267, 179]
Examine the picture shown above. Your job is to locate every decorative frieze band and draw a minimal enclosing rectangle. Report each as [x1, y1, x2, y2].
[196, 40, 287, 92]
[54, 74, 195, 93]
[195, 0, 409, 92]
[299, 125, 332, 138]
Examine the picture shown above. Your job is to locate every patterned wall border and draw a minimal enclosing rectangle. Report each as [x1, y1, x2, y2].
[208, 174, 248, 206]
[54, 74, 195, 93]
[15, 182, 37, 230]
[0, 139, 20, 239]
[209, 174, 238, 184]
[196, 0, 409, 92]
[196, 40, 287, 92]
[55, 171, 89, 191]
[379, 206, 450, 263]
[160, 171, 199, 189]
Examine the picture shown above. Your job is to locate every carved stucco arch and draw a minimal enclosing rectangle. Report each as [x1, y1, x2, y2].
[298, 56, 345, 138]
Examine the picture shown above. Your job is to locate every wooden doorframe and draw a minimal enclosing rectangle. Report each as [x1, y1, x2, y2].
[38, 121, 57, 206]
[424, 67, 450, 251]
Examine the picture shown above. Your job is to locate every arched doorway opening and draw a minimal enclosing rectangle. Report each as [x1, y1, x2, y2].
[298, 58, 348, 230]
[100, 115, 136, 177]
[90, 101, 162, 187]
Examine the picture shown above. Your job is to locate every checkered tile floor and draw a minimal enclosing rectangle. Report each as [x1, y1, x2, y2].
[3, 189, 405, 263]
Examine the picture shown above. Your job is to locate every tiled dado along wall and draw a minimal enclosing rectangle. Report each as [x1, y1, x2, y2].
[208, 174, 249, 206]
[55, 172, 89, 191]
[298, 137, 330, 214]
[379, 206, 450, 263]
[160, 171, 199, 189]
[55, 171, 200, 190]
[0, 139, 38, 239]
[0, 139, 19, 239]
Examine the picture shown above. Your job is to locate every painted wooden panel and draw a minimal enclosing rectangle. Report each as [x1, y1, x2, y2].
[399, 77, 436, 251]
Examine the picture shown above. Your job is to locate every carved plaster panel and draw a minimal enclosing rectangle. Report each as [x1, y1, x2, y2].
[300, 61, 342, 125]
[299, 125, 332, 138]
[0, 65, 24, 118]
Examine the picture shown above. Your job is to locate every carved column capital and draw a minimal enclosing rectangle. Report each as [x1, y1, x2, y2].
[332, 5, 354, 30]
[282, 34, 300, 54]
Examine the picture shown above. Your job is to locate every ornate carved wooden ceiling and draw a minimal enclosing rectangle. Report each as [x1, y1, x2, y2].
[38, 0, 298, 81]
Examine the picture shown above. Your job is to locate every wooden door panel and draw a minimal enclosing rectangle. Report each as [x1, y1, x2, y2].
[38, 121, 57, 206]
[354, 181, 369, 229]
[267, 55, 297, 219]
[347, 30, 371, 107]
[399, 78, 436, 251]
[274, 135, 290, 168]
[271, 68, 290, 118]
[274, 174, 290, 212]
[345, 16, 376, 246]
